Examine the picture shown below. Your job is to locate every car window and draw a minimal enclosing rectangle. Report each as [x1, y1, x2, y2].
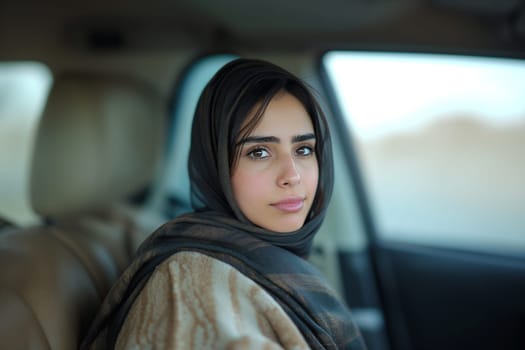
[323, 51, 525, 254]
[0, 62, 52, 224]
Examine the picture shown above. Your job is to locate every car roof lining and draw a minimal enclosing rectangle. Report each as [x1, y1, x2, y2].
[1, 0, 524, 53]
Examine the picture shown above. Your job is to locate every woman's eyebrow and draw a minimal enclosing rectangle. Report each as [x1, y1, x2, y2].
[292, 133, 315, 143]
[237, 135, 279, 145]
[237, 133, 315, 146]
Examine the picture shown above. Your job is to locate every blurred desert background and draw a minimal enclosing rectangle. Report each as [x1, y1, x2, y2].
[355, 114, 525, 252]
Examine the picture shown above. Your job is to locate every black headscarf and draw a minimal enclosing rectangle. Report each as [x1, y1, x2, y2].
[188, 58, 334, 257]
[81, 58, 366, 349]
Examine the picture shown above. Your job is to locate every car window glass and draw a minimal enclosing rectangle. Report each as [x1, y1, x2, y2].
[323, 51, 525, 254]
[0, 62, 52, 224]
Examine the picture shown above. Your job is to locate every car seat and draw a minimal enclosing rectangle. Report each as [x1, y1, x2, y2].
[0, 72, 165, 349]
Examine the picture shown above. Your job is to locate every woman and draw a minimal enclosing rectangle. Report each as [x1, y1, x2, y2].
[81, 58, 366, 349]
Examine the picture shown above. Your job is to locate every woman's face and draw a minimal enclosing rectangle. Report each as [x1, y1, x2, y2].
[231, 92, 319, 232]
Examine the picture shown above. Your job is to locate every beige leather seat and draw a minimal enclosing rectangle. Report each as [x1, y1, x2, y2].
[0, 73, 165, 349]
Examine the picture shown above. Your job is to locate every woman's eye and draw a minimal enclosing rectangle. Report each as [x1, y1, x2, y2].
[296, 145, 314, 157]
[247, 148, 270, 159]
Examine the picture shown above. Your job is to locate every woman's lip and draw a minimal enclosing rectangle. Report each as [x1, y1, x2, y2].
[270, 197, 305, 213]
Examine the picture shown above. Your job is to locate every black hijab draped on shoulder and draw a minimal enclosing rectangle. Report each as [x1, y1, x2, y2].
[81, 58, 366, 349]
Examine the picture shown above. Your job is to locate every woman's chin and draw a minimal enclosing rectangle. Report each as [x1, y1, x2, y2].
[259, 217, 306, 233]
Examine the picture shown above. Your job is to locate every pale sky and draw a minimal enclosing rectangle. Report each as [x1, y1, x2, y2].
[324, 51, 525, 140]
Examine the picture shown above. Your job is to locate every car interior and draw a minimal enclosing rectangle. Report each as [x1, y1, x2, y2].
[1, 1, 525, 349]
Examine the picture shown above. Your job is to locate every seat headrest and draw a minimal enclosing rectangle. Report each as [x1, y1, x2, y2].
[30, 73, 165, 216]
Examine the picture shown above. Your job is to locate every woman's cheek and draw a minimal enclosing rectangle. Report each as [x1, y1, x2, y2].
[245, 170, 270, 198]
[300, 160, 319, 188]
[232, 165, 270, 205]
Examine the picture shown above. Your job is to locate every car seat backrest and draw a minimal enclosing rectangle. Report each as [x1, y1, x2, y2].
[31, 73, 165, 216]
[0, 72, 165, 350]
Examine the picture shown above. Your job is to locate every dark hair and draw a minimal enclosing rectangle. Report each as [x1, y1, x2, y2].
[189, 58, 333, 225]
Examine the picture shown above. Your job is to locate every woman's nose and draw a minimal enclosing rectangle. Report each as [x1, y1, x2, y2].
[277, 156, 301, 187]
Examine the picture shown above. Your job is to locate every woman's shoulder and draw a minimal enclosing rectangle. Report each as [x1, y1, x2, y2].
[154, 251, 277, 311]
[155, 251, 253, 287]
[117, 251, 310, 349]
